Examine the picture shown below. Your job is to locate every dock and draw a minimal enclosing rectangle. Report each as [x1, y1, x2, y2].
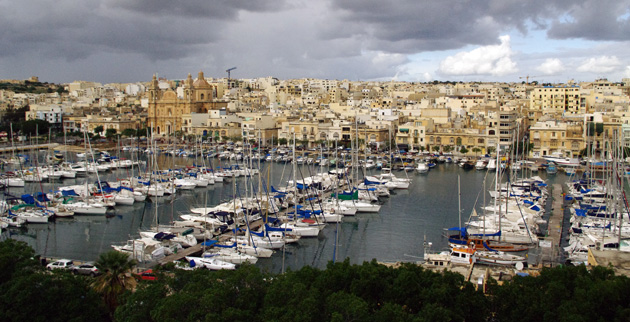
[539, 183, 566, 266]
[157, 218, 265, 265]
[0, 143, 60, 154]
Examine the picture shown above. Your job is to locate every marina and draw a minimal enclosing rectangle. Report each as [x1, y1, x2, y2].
[0, 143, 615, 276]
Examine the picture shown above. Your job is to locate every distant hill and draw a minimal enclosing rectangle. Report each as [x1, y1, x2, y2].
[0, 81, 66, 94]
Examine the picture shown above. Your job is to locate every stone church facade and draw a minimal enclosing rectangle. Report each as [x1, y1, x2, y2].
[147, 71, 226, 136]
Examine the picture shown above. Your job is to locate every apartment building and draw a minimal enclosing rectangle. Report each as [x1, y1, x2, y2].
[26, 104, 64, 127]
[395, 119, 435, 151]
[529, 85, 582, 119]
[529, 120, 584, 158]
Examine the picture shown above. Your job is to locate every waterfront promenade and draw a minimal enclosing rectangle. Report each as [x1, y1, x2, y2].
[0, 143, 60, 154]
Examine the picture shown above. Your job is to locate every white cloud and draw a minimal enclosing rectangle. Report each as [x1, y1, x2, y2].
[371, 52, 407, 66]
[438, 35, 517, 76]
[624, 66, 630, 78]
[536, 58, 565, 75]
[577, 56, 621, 73]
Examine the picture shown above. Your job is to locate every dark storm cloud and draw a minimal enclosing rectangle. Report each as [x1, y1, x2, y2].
[105, 0, 286, 18]
[0, 0, 286, 61]
[323, 0, 581, 53]
[548, 0, 630, 41]
[0, 0, 628, 83]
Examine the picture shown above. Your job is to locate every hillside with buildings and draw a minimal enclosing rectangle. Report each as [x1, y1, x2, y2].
[3, 74, 630, 159]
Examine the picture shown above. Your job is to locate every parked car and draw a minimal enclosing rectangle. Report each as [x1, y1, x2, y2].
[46, 259, 74, 271]
[135, 269, 157, 281]
[73, 263, 100, 277]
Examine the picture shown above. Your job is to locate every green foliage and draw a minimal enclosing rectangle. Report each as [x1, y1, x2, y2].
[93, 125, 104, 134]
[0, 106, 29, 133]
[587, 122, 605, 136]
[4, 241, 630, 322]
[0, 82, 65, 94]
[19, 119, 52, 136]
[509, 141, 534, 156]
[121, 128, 137, 137]
[489, 265, 630, 322]
[278, 138, 288, 145]
[0, 271, 107, 321]
[432, 145, 441, 152]
[115, 282, 169, 322]
[0, 240, 107, 321]
[460, 147, 469, 154]
[105, 128, 117, 140]
[92, 250, 137, 315]
[0, 239, 41, 285]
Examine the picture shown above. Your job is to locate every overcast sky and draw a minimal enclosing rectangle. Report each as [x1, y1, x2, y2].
[1, 0, 629, 84]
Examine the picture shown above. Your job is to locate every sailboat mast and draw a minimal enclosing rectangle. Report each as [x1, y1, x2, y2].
[496, 143, 502, 242]
[458, 175, 462, 229]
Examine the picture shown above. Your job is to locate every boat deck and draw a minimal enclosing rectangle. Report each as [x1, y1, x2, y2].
[157, 218, 265, 265]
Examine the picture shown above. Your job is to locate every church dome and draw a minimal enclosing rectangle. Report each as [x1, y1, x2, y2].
[193, 70, 211, 88]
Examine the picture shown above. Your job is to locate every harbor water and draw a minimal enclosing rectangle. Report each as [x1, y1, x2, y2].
[2, 153, 566, 274]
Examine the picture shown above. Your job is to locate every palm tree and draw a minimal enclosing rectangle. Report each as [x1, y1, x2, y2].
[92, 251, 138, 315]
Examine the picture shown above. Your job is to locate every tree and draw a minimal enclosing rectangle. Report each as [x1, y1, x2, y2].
[432, 145, 441, 153]
[1, 271, 108, 321]
[121, 128, 137, 137]
[487, 146, 496, 155]
[20, 119, 50, 136]
[115, 282, 169, 322]
[105, 128, 117, 141]
[472, 147, 481, 156]
[460, 146, 469, 155]
[0, 240, 108, 321]
[92, 250, 137, 316]
[137, 127, 151, 137]
[488, 265, 630, 322]
[0, 106, 29, 132]
[278, 138, 288, 146]
[0, 239, 41, 285]
[94, 125, 104, 135]
[443, 145, 453, 153]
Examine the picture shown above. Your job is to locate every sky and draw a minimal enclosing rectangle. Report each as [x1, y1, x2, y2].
[1, 0, 629, 84]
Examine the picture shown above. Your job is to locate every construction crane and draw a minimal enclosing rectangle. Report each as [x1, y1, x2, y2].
[519, 75, 540, 84]
[226, 67, 237, 80]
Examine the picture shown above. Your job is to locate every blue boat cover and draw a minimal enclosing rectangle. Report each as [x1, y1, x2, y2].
[20, 194, 35, 204]
[215, 242, 237, 248]
[201, 240, 218, 247]
[35, 192, 50, 202]
[61, 189, 78, 196]
[574, 208, 587, 217]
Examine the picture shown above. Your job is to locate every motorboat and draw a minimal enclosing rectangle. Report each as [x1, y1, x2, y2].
[416, 162, 429, 173]
[185, 256, 236, 270]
